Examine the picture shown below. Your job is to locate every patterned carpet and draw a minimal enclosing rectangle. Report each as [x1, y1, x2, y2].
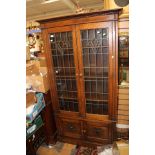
[76, 146, 97, 155]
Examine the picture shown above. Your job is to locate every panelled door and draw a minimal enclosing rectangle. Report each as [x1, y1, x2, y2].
[76, 22, 114, 120]
[46, 26, 82, 117]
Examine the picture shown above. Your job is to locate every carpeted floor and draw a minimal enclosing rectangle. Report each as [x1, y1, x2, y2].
[36, 142, 77, 155]
[36, 142, 98, 155]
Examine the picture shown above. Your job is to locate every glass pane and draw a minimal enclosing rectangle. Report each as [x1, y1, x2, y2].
[81, 28, 109, 115]
[50, 31, 78, 112]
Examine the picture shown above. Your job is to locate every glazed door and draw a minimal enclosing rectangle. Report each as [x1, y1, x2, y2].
[46, 26, 82, 116]
[76, 22, 114, 120]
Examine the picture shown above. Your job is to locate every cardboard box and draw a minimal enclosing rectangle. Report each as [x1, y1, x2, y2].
[27, 58, 47, 69]
[26, 63, 39, 76]
[113, 140, 129, 155]
[26, 67, 49, 93]
[26, 46, 30, 61]
[37, 57, 47, 67]
[26, 92, 36, 108]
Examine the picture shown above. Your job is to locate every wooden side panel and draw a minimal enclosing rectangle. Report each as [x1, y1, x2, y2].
[41, 91, 57, 144]
[41, 29, 59, 112]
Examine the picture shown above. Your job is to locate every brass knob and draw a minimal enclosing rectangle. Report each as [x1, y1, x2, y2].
[79, 73, 82, 77]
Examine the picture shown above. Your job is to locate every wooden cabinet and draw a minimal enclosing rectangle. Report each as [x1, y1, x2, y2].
[39, 9, 121, 146]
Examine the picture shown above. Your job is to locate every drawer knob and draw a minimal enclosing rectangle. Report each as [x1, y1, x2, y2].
[67, 124, 75, 131]
[94, 128, 101, 135]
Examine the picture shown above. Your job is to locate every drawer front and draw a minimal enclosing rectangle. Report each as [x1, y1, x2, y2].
[58, 118, 82, 139]
[84, 121, 112, 143]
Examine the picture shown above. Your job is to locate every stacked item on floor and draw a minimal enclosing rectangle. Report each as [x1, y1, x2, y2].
[26, 58, 48, 136]
[26, 90, 47, 155]
[26, 22, 54, 155]
[26, 92, 45, 124]
[112, 140, 129, 155]
[97, 140, 129, 155]
[26, 57, 49, 93]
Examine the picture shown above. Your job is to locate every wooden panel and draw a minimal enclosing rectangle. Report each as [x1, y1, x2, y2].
[86, 113, 108, 121]
[118, 20, 129, 29]
[39, 9, 122, 28]
[84, 121, 112, 143]
[119, 88, 129, 94]
[60, 118, 82, 139]
[119, 94, 129, 100]
[118, 105, 128, 110]
[118, 99, 129, 105]
[118, 110, 129, 115]
[117, 120, 129, 125]
[118, 28, 129, 33]
[117, 115, 129, 121]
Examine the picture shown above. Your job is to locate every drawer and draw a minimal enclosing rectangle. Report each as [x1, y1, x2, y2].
[58, 118, 82, 139]
[84, 121, 112, 143]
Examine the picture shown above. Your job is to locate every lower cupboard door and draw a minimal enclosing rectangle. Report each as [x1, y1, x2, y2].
[58, 118, 82, 139]
[84, 121, 112, 144]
